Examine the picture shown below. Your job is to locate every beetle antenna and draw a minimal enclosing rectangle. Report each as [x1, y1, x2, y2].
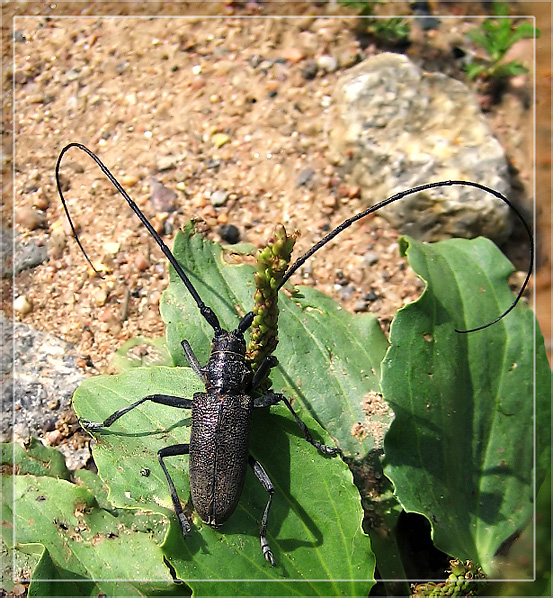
[56, 143, 221, 333]
[277, 180, 533, 334]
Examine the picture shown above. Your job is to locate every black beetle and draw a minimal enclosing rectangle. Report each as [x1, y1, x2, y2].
[56, 142, 532, 565]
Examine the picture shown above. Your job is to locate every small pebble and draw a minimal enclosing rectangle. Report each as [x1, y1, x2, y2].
[76, 357, 89, 369]
[190, 76, 205, 90]
[98, 308, 115, 323]
[364, 251, 379, 266]
[301, 60, 318, 80]
[249, 54, 263, 68]
[338, 49, 360, 69]
[42, 419, 56, 433]
[93, 288, 108, 307]
[295, 167, 315, 188]
[15, 206, 46, 231]
[317, 55, 338, 73]
[211, 133, 230, 148]
[163, 219, 173, 235]
[210, 190, 228, 207]
[336, 284, 355, 301]
[265, 80, 279, 93]
[149, 291, 161, 306]
[323, 195, 336, 209]
[57, 445, 91, 471]
[348, 186, 361, 198]
[14, 295, 33, 314]
[149, 178, 177, 212]
[418, 16, 441, 31]
[157, 155, 177, 171]
[134, 253, 149, 271]
[44, 429, 62, 446]
[353, 300, 368, 312]
[125, 92, 137, 106]
[282, 47, 303, 63]
[104, 242, 120, 255]
[220, 224, 240, 244]
[121, 174, 139, 187]
[32, 191, 50, 210]
[365, 290, 378, 302]
[65, 69, 80, 82]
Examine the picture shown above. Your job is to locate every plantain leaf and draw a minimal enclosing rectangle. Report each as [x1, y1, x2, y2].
[160, 221, 390, 458]
[1, 444, 185, 597]
[382, 236, 551, 575]
[73, 367, 375, 595]
[2, 437, 71, 480]
[110, 336, 174, 372]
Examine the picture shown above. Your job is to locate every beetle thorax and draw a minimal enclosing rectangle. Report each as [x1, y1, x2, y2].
[204, 329, 252, 393]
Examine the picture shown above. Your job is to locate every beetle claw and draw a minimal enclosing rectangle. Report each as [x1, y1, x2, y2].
[178, 513, 191, 536]
[261, 537, 275, 566]
[79, 418, 103, 431]
[314, 441, 341, 457]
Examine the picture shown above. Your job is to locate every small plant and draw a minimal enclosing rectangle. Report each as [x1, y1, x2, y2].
[366, 17, 410, 45]
[339, 1, 410, 45]
[338, 0, 381, 17]
[464, 2, 540, 80]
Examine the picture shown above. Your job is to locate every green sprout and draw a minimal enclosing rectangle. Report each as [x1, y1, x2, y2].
[464, 2, 539, 80]
[366, 17, 410, 45]
[338, 0, 381, 17]
[339, 1, 410, 45]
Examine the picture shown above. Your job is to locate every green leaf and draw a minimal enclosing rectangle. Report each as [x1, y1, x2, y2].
[382, 237, 551, 574]
[161, 221, 390, 458]
[464, 62, 488, 80]
[2, 472, 185, 596]
[492, 2, 509, 17]
[110, 336, 174, 372]
[493, 61, 529, 78]
[2, 437, 71, 480]
[73, 367, 202, 511]
[1, 537, 42, 595]
[467, 27, 494, 54]
[73, 367, 375, 594]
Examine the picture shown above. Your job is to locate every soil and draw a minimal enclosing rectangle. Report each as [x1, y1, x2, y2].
[4, 1, 551, 376]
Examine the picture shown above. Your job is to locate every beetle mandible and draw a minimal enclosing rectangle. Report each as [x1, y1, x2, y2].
[56, 142, 532, 565]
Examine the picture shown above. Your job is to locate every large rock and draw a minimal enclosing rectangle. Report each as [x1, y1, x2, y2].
[327, 53, 512, 242]
[2, 312, 84, 442]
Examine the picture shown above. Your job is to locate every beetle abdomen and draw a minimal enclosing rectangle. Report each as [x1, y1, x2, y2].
[189, 392, 253, 526]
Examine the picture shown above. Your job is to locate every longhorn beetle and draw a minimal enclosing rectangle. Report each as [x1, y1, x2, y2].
[56, 142, 532, 566]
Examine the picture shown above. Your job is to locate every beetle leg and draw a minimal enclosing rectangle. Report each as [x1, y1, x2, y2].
[254, 393, 341, 456]
[248, 455, 276, 566]
[249, 355, 278, 390]
[81, 394, 192, 430]
[158, 444, 191, 538]
[181, 339, 204, 379]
